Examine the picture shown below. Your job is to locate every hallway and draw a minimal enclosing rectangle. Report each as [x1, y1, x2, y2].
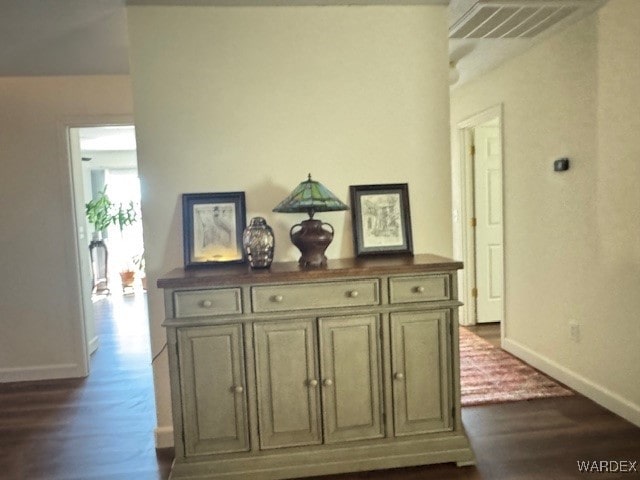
[0, 294, 171, 480]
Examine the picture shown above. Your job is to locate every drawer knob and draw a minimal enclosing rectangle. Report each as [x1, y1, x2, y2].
[308, 379, 318, 387]
[348, 290, 359, 298]
[233, 385, 244, 394]
[272, 294, 284, 303]
[201, 299, 213, 308]
[414, 286, 425, 294]
[323, 379, 333, 387]
[394, 372, 405, 381]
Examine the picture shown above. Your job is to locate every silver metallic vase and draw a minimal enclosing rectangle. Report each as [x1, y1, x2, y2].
[243, 217, 275, 269]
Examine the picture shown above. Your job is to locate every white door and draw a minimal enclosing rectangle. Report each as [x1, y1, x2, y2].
[473, 122, 504, 323]
[69, 128, 99, 360]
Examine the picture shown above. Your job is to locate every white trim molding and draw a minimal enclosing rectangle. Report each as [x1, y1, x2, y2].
[155, 425, 175, 449]
[503, 337, 640, 428]
[454, 103, 505, 331]
[128, 0, 448, 5]
[0, 363, 86, 383]
[88, 336, 100, 356]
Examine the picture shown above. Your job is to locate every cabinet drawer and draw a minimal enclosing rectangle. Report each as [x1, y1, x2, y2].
[251, 280, 379, 313]
[389, 274, 450, 304]
[174, 288, 242, 318]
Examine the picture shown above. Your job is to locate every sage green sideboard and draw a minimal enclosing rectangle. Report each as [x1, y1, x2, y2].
[158, 254, 474, 480]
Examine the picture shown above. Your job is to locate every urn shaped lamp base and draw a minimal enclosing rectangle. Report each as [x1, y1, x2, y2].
[290, 218, 334, 268]
[272, 174, 349, 269]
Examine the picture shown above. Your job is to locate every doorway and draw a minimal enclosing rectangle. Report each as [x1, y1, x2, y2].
[456, 106, 505, 328]
[67, 123, 146, 371]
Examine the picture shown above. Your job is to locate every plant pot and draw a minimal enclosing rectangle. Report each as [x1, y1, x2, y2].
[120, 270, 136, 289]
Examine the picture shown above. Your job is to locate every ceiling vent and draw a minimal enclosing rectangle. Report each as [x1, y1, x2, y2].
[449, 1, 596, 39]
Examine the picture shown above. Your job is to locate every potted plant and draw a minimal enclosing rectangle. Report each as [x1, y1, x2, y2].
[113, 201, 138, 290]
[85, 186, 115, 240]
[85, 186, 115, 294]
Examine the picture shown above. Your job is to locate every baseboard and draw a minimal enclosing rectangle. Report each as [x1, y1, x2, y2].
[0, 363, 85, 383]
[155, 425, 175, 449]
[170, 433, 474, 479]
[503, 337, 640, 428]
[88, 336, 99, 356]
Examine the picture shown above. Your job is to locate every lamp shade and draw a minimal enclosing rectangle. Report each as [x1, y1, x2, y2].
[273, 174, 348, 218]
[273, 174, 348, 268]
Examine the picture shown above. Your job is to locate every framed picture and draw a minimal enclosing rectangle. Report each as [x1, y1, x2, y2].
[349, 183, 413, 257]
[182, 192, 247, 267]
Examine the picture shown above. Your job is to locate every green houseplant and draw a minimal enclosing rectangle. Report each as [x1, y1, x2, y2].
[85, 187, 115, 294]
[85, 187, 141, 293]
[113, 200, 137, 234]
[113, 200, 139, 291]
[85, 186, 115, 236]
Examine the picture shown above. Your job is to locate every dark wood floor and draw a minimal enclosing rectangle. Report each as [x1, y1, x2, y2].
[465, 322, 501, 348]
[0, 294, 172, 480]
[0, 299, 638, 480]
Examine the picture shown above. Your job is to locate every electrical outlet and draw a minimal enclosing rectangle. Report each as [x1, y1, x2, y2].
[569, 321, 581, 343]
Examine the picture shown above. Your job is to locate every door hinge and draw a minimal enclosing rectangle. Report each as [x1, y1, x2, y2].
[470, 144, 476, 157]
[471, 288, 478, 298]
[470, 217, 477, 228]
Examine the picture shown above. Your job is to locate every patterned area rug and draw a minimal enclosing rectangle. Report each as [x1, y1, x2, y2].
[459, 327, 574, 407]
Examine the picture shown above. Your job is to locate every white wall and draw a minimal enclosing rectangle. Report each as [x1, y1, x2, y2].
[82, 149, 137, 177]
[127, 4, 452, 445]
[591, 0, 640, 417]
[450, 0, 640, 426]
[0, 76, 133, 381]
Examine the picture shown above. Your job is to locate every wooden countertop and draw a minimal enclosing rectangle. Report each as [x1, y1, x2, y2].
[157, 254, 463, 289]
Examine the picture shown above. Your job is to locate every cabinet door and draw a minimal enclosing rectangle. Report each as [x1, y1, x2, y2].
[390, 310, 452, 436]
[178, 324, 249, 456]
[254, 319, 322, 449]
[319, 314, 384, 443]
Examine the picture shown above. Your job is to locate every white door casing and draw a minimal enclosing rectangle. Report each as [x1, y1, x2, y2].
[455, 104, 505, 331]
[61, 115, 135, 378]
[472, 123, 504, 323]
[68, 127, 99, 357]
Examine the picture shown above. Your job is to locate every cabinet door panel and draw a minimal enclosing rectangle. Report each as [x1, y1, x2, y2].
[178, 324, 249, 455]
[390, 310, 452, 436]
[319, 315, 384, 443]
[254, 320, 321, 449]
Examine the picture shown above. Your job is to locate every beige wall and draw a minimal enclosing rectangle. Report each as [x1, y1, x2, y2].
[450, 0, 640, 425]
[127, 4, 453, 444]
[0, 76, 133, 381]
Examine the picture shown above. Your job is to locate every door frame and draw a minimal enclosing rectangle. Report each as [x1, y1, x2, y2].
[60, 115, 135, 376]
[455, 105, 505, 334]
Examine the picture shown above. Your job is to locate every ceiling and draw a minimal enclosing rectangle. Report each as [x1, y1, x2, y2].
[448, 0, 607, 86]
[0, 0, 606, 85]
[79, 125, 137, 151]
[0, 0, 128, 76]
